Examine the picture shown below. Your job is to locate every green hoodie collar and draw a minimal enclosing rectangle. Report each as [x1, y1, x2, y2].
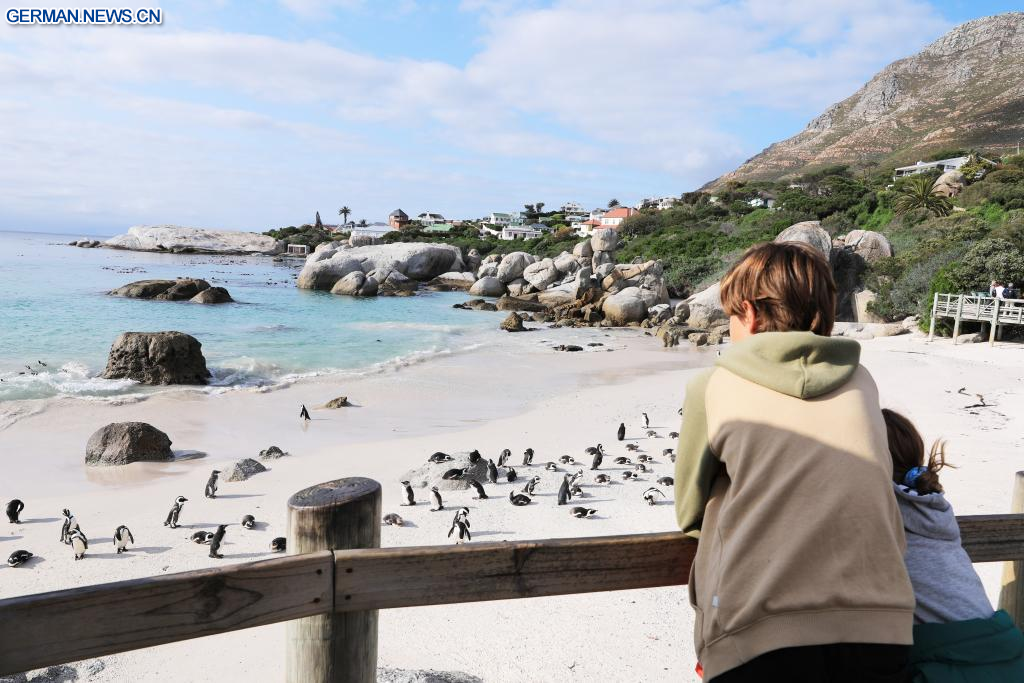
[716, 331, 861, 399]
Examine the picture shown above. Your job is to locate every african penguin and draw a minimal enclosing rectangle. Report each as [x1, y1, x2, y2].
[453, 507, 470, 524]
[594, 474, 611, 484]
[441, 468, 468, 480]
[570, 484, 583, 498]
[590, 448, 603, 471]
[642, 412, 650, 428]
[570, 507, 597, 518]
[270, 537, 286, 552]
[657, 476, 675, 486]
[669, 431, 679, 439]
[635, 463, 648, 473]
[613, 456, 632, 465]
[625, 444, 640, 452]
[60, 509, 79, 544]
[522, 448, 534, 466]
[430, 486, 444, 511]
[163, 496, 187, 529]
[241, 514, 256, 529]
[544, 462, 558, 472]
[622, 471, 638, 481]
[428, 452, 453, 463]
[558, 455, 575, 465]
[643, 487, 666, 505]
[508, 491, 531, 506]
[557, 475, 572, 506]
[6, 499, 24, 524]
[382, 513, 404, 526]
[637, 454, 653, 463]
[487, 459, 499, 485]
[468, 450, 482, 464]
[68, 529, 88, 560]
[300, 404, 310, 421]
[401, 480, 416, 506]
[448, 518, 471, 544]
[113, 525, 135, 553]
[506, 466, 518, 483]
[617, 423, 626, 441]
[204, 470, 220, 499]
[191, 531, 214, 545]
[208, 524, 227, 559]
[646, 430, 659, 438]
[523, 477, 540, 495]
[468, 479, 488, 500]
[498, 448, 511, 467]
[7, 549, 32, 567]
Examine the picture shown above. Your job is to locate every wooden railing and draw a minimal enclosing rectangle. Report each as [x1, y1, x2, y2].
[1, 475, 1024, 681]
[929, 293, 1024, 344]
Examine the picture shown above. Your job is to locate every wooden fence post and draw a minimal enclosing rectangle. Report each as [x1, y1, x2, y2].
[287, 478, 381, 683]
[951, 294, 964, 344]
[928, 292, 939, 341]
[999, 471, 1024, 629]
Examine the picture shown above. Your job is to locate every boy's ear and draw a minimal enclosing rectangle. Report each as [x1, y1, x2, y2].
[740, 300, 758, 335]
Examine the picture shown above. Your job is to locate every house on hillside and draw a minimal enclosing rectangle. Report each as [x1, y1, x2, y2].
[417, 212, 446, 226]
[560, 201, 584, 215]
[486, 212, 513, 226]
[589, 208, 607, 221]
[576, 218, 602, 237]
[747, 191, 776, 209]
[635, 196, 678, 211]
[500, 225, 542, 241]
[351, 222, 397, 240]
[600, 207, 637, 228]
[388, 209, 409, 229]
[892, 156, 972, 181]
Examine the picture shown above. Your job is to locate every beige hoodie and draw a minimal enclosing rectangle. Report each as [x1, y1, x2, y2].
[675, 332, 914, 680]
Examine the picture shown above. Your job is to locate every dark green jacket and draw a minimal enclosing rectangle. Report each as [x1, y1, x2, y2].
[911, 610, 1024, 682]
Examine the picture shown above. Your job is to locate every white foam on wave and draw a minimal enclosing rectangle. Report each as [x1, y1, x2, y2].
[0, 361, 139, 402]
[348, 321, 469, 334]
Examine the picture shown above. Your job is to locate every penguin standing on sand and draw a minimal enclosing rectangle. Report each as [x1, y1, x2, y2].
[487, 459, 499, 485]
[430, 486, 444, 511]
[208, 524, 227, 558]
[557, 475, 572, 506]
[205, 470, 221, 499]
[6, 499, 24, 524]
[506, 466, 517, 483]
[498, 449, 511, 467]
[448, 516, 471, 544]
[642, 412, 650, 428]
[300, 404, 311, 421]
[60, 509, 79, 544]
[113, 525, 135, 553]
[68, 529, 88, 560]
[401, 481, 416, 506]
[523, 476, 540, 495]
[617, 423, 626, 441]
[468, 479, 488, 500]
[522, 448, 534, 466]
[164, 496, 187, 529]
[590, 445, 604, 471]
[241, 514, 255, 529]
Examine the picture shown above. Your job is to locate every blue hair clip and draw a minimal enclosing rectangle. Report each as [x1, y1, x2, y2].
[903, 466, 928, 488]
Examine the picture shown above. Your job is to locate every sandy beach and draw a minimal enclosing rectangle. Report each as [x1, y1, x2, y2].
[1, 331, 1023, 682]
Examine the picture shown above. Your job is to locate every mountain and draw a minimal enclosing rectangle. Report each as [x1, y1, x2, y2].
[708, 13, 1024, 188]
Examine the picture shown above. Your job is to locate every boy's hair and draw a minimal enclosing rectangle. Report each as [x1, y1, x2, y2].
[882, 408, 954, 495]
[719, 241, 837, 336]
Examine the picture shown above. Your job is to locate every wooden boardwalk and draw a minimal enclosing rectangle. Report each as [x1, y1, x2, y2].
[929, 293, 1024, 344]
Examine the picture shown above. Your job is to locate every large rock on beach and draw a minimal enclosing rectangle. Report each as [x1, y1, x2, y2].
[602, 288, 648, 326]
[103, 331, 210, 385]
[225, 458, 267, 482]
[190, 286, 233, 304]
[590, 228, 618, 253]
[522, 258, 560, 290]
[85, 422, 173, 466]
[108, 279, 185, 299]
[259, 446, 289, 459]
[495, 296, 548, 313]
[774, 221, 832, 259]
[331, 271, 379, 297]
[399, 452, 495, 492]
[469, 276, 506, 297]
[573, 240, 594, 259]
[496, 252, 536, 283]
[325, 396, 350, 408]
[553, 251, 579, 274]
[296, 243, 465, 291]
[500, 313, 526, 332]
[844, 230, 893, 263]
[105, 225, 282, 255]
[428, 272, 476, 291]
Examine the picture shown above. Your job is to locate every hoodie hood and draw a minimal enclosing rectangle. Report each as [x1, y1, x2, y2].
[892, 483, 959, 542]
[716, 331, 861, 399]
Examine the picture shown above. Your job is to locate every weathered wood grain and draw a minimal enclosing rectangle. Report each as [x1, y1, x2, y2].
[332, 531, 695, 612]
[0, 551, 332, 676]
[999, 472, 1024, 628]
[959, 513, 1024, 563]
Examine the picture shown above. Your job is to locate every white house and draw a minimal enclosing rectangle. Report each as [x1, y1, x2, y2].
[500, 225, 542, 241]
[600, 207, 637, 228]
[350, 222, 398, 239]
[486, 212, 513, 226]
[747, 192, 776, 209]
[575, 218, 602, 237]
[417, 212, 446, 225]
[560, 201, 584, 215]
[589, 208, 607, 221]
[892, 157, 970, 180]
[634, 196, 678, 211]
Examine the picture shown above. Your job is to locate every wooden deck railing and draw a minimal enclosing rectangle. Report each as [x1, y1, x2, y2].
[1, 475, 1023, 681]
[929, 293, 1024, 344]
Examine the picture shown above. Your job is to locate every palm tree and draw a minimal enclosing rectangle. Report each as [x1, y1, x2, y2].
[338, 206, 352, 226]
[607, 198, 620, 208]
[536, 202, 545, 214]
[893, 175, 952, 217]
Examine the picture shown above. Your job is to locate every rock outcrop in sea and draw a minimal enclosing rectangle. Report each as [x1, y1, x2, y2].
[296, 242, 465, 293]
[85, 422, 173, 466]
[104, 225, 283, 255]
[108, 278, 234, 304]
[102, 331, 211, 385]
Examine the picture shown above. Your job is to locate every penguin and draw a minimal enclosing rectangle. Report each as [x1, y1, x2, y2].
[570, 507, 598, 518]
[468, 478, 488, 500]
[163, 496, 187, 529]
[498, 448, 511, 467]
[558, 455, 575, 465]
[622, 471, 638, 481]
[428, 452, 453, 463]
[270, 537, 286, 552]
[637, 454, 653, 463]
[646, 430, 659, 438]
[68, 529, 88, 560]
[643, 487, 665, 505]
[208, 524, 227, 559]
[401, 480, 416, 506]
[113, 525, 135, 553]
[505, 466, 518, 483]
[569, 469, 584, 486]
[590, 447, 603, 471]
[662, 448, 675, 457]
[670, 453, 677, 463]
[635, 463, 649, 473]
[585, 443, 603, 456]
[625, 443, 640, 452]
[204, 470, 220, 499]
[191, 531, 214, 544]
[557, 475, 572, 506]
[7, 549, 32, 567]
[617, 423, 626, 441]
[544, 462, 558, 472]
[453, 506, 470, 523]
[657, 476, 675, 486]
[509, 491, 531, 506]
[60, 508, 79, 544]
[241, 514, 256, 529]
[522, 448, 534, 466]
[300, 404, 310, 421]
[523, 476, 540, 495]
[6, 499, 24, 524]
[570, 484, 584, 498]
[448, 517, 471, 544]
[642, 412, 650, 428]
[669, 431, 679, 439]
[468, 450, 482, 464]
[594, 474, 611, 484]
[382, 513, 404, 526]
[441, 468, 468, 480]
[613, 456, 632, 465]
[430, 486, 444, 511]
[487, 459, 499, 485]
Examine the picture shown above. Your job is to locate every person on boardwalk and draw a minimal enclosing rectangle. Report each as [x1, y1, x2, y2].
[299, 404, 310, 421]
[882, 409, 1024, 682]
[675, 241, 914, 682]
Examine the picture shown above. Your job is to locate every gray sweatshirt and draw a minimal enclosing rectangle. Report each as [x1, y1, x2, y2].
[893, 483, 993, 624]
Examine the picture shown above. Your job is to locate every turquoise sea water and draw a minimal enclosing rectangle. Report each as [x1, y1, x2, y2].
[0, 230, 505, 401]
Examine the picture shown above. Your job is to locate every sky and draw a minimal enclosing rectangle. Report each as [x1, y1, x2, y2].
[0, 0, 1019, 235]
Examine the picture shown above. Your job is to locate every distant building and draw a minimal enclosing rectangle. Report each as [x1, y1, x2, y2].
[567, 214, 585, 224]
[576, 218, 602, 237]
[589, 208, 607, 221]
[423, 223, 454, 233]
[486, 212, 513, 226]
[892, 156, 969, 180]
[417, 212, 446, 225]
[635, 196, 679, 211]
[560, 201, 584, 215]
[500, 225, 542, 241]
[351, 222, 398, 240]
[388, 209, 409, 229]
[286, 244, 310, 256]
[747, 191, 776, 209]
[600, 207, 637, 228]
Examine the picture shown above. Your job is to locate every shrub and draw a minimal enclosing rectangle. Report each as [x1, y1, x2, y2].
[939, 238, 1024, 293]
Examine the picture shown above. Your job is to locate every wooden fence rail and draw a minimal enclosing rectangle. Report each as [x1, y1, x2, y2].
[1, 477, 1024, 679]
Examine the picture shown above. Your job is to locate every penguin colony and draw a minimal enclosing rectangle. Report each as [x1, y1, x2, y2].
[383, 414, 678, 544]
[5, 466, 278, 568]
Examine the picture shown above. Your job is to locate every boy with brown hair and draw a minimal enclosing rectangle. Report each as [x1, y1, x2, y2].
[675, 241, 915, 682]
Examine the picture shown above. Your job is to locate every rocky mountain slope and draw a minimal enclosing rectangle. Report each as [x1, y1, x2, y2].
[709, 12, 1024, 187]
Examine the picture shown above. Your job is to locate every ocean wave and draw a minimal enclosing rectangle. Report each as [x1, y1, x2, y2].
[348, 321, 469, 333]
[0, 361, 139, 402]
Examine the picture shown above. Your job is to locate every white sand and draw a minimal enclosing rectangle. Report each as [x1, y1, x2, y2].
[1, 331, 1022, 682]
